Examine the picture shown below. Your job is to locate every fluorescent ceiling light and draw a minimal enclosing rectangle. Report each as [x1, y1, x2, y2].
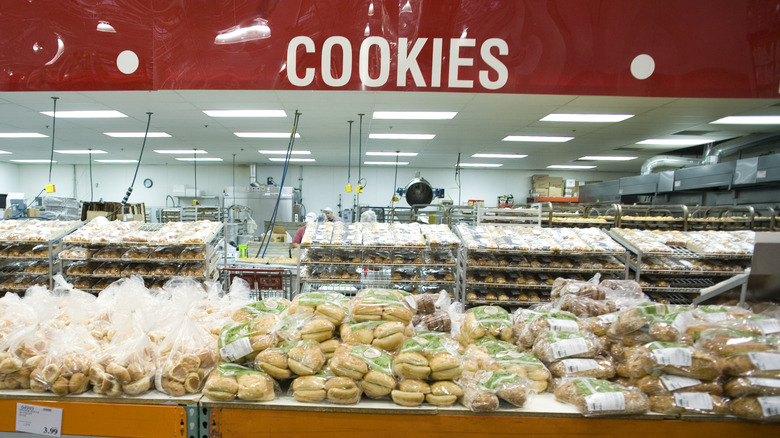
[710, 115, 780, 125]
[235, 132, 301, 138]
[472, 153, 528, 159]
[41, 110, 127, 118]
[372, 111, 457, 120]
[0, 133, 48, 138]
[95, 159, 138, 163]
[502, 135, 573, 142]
[268, 158, 316, 162]
[176, 157, 224, 162]
[637, 139, 712, 146]
[541, 113, 634, 123]
[547, 164, 597, 169]
[55, 149, 108, 154]
[458, 163, 502, 168]
[578, 155, 637, 161]
[259, 150, 311, 155]
[0, 150, 10, 154]
[203, 110, 286, 118]
[366, 151, 418, 156]
[155, 149, 207, 154]
[369, 133, 435, 140]
[10, 159, 56, 163]
[364, 161, 409, 165]
[104, 132, 171, 138]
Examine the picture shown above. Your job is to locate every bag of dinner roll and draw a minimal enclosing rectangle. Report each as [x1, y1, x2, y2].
[288, 292, 349, 325]
[91, 324, 156, 396]
[275, 312, 336, 345]
[155, 317, 218, 397]
[329, 344, 396, 399]
[340, 320, 412, 353]
[349, 289, 416, 326]
[457, 306, 513, 345]
[470, 338, 549, 393]
[554, 377, 649, 416]
[203, 363, 277, 401]
[30, 325, 99, 395]
[458, 370, 530, 410]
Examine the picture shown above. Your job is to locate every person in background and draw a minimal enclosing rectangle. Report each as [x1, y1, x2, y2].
[292, 212, 318, 247]
[323, 207, 343, 222]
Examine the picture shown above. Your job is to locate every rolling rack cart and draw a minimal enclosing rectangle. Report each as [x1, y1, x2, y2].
[222, 266, 293, 300]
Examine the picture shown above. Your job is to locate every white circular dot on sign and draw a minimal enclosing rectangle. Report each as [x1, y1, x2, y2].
[116, 50, 139, 74]
[631, 54, 655, 80]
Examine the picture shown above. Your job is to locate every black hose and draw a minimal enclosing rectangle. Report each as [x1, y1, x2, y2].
[109, 112, 153, 218]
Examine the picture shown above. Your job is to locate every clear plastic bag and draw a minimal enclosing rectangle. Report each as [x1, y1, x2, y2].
[349, 289, 416, 326]
[203, 363, 277, 401]
[457, 305, 513, 345]
[30, 325, 99, 395]
[554, 377, 650, 416]
[458, 370, 530, 410]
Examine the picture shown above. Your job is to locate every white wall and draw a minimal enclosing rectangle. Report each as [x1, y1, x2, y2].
[1, 162, 634, 220]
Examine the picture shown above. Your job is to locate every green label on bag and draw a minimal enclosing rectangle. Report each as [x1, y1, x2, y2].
[347, 321, 387, 331]
[277, 339, 318, 354]
[573, 378, 622, 396]
[296, 292, 348, 307]
[358, 289, 405, 306]
[218, 321, 250, 348]
[474, 370, 522, 391]
[471, 306, 511, 328]
[349, 344, 392, 375]
[698, 305, 728, 314]
[546, 331, 585, 342]
[218, 363, 268, 377]
[401, 331, 449, 354]
[646, 341, 689, 351]
[701, 327, 762, 341]
[242, 298, 288, 316]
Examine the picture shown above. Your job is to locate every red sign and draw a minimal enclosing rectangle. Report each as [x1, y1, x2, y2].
[0, 0, 777, 98]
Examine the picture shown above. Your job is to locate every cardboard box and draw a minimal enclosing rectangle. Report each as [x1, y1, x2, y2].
[82, 202, 146, 222]
[533, 188, 549, 197]
[533, 181, 550, 189]
[271, 233, 287, 243]
[548, 187, 564, 197]
[548, 177, 564, 188]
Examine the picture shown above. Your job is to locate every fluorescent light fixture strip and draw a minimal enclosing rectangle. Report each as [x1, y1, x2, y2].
[711, 115, 780, 125]
[0, 150, 10, 154]
[0, 133, 48, 138]
[458, 163, 502, 168]
[369, 133, 435, 140]
[365, 151, 418, 156]
[259, 150, 311, 155]
[268, 157, 315, 162]
[203, 110, 286, 118]
[637, 139, 712, 146]
[176, 158, 223, 162]
[364, 161, 409, 165]
[502, 135, 573, 142]
[10, 159, 55, 163]
[55, 150, 108, 154]
[472, 153, 528, 159]
[235, 132, 301, 138]
[578, 156, 637, 161]
[547, 164, 596, 169]
[104, 132, 171, 138]
[541, 113, 634, 123]
[372, 111, 457, 120]
[155, 149, 208, 154]
[41, 110, 127, 118]
[95, 159, 138, 163]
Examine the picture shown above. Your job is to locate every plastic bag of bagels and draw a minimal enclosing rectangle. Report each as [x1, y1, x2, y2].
[457, 370, 531, 411]
[90, 328, 156, 396]
[394, 331, 462, 381]
[328, 344, 396, 399]
[456, 305, 513, 345]
[253, 339, 325, 380]
[203, 363, 277, 401]
[0, 325, 48, 390]
[288, 292, 349, 325]
[30, 324, 99, 396]
[340, 320, 412, 353]
[349, 289, 416, 326]
[154, 317, 218, 397]
[553, 377, 650, 416]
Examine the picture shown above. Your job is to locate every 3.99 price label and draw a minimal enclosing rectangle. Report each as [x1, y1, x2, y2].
[16, 403, 62, 437]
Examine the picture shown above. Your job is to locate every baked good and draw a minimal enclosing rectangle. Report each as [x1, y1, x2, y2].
[289, 292, 349, 325]
[532, 331, 602, 363]
[325, 376, 361, 404]
[554, 378, 650, 416]
[429, 353, 462, 381]
[287, 341, 326, 376]
[392, 352, 431, 380]
[722, 352, 780, 378]
[636, 374, 723, 395]
[731, 396, 780, 420]
[426, 380, 463, 406]
[458, 306, 513, 345]
[649, 393, 730, 415]
[292, 375, 327, 402]
[329, 354, 369, 380]
[696, 328, 777, 356]
[725, 377, 780, 398]
[253, 349, 291, 380]
[391, 388, 425, 407]
[350, 289, 415, 325]
[548, 357, 615, 379]
[616, 342, 722, 380]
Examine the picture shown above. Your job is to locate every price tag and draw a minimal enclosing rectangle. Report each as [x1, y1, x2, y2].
[748, 352, 780, 371]
[219, 337, 253, 362]
[551, 338, 589, 359]
[674, 392, 713, 411]
[16, 403, 62, 437]
[757, 396, 780, 418]
[652, 347, 692, 367]
[548, 318, 579, 332]
[753, 319, 780, 335]
[747, 378, 780, 389]
[562, 358, 599, 374]
[660, 375, 701, 391]
[585, 392, 625, 412]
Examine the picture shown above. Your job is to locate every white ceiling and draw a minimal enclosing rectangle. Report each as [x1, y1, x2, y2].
[0, 90, 779, 173]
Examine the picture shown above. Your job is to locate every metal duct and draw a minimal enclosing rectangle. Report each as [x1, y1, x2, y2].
[640, 155, 702, 175]
[703, 133, 780, 164]
[249, 163, 260, 188]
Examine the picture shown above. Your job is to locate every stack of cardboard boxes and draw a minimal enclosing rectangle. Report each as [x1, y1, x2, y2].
[531, 175, 580, 199]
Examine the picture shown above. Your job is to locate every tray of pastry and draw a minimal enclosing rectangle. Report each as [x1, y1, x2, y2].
[0, 220, 83, 244]
[640, 277, 716, 292]
[0, 275, 49, 291]
[465, 289, 547, 305]
[0, 260, 51, 275]
[668, 245, 752, 260]
[61, 245, 213, 263]
[0, 244, 59, 260]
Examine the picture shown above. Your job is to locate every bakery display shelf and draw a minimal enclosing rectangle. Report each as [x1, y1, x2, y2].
[628, 265, 747, 277]
[0, 221, 84, 245]
[301, 244, 434, 250]
[67, 222, 224, 248]
[645, 292, 698, 305]
[668, 245, 753, 260]
[300, 278, 456, 285]
[463, 248, 627, 257]
[301, 261, 455, 268]
[465, 282, 551, 290]
[465, 265, 625, 274]
[466, 299, 548, 306]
